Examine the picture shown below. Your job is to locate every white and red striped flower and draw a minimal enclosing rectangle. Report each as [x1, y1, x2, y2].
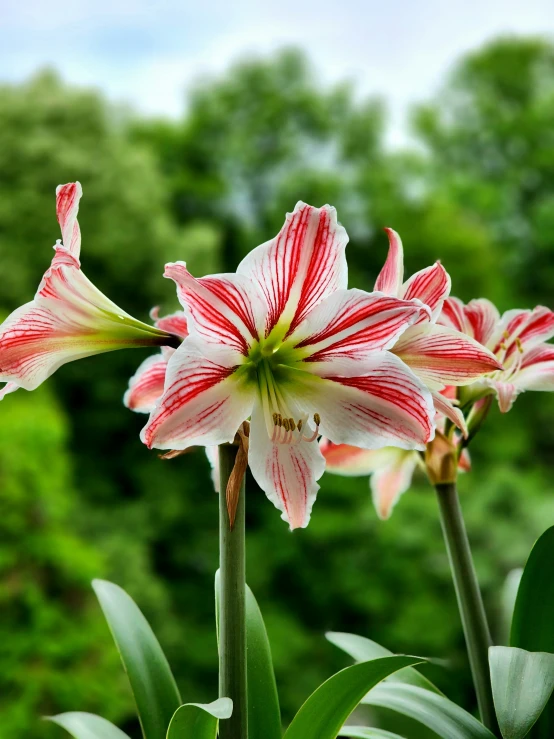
[0, 183, 178, 398]
[142, 203, 439, 529]
[124, 308, 189, 413]
[374, 229, 502, 432]
[439, 297, 554, 412]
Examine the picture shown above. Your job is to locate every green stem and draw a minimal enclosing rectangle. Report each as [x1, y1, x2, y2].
[218, 444, 248, 739]
[435, 482, 499, 735]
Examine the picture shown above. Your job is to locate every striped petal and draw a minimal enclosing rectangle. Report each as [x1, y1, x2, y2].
[438, 296, 468, 333]
[431, 389, 468, 437]
[248, 401, 325, 530]
[514, 343, 554, 391]
[0, 382, 19, 401]
[124, 352, 172, 413]
[464, 299, 500, 346]
[371, 450, 418, 520]
[320, 439, 396, 476]
[165, 264, 265, 355]
[401, 262, 451, 322]
[150, 308, 189, 339]
[493, 381, 520, 413]
[374, 228, 404, 296]
[288, 352, 435, 451]
[141, 338, 255, 450]
[0, 254, 171, 391]
[237, 202, 348, 338]
[56, 182, 82, 257]
[393, 324, 502, 389]
[293, 288, 429, 365]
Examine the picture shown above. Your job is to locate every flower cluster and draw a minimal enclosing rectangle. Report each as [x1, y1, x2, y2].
[2, 183, 552, 527]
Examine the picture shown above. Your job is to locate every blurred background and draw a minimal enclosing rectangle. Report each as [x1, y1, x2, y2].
[1, 1, 554, 737]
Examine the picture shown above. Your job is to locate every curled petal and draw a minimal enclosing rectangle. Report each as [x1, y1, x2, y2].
[514, 343, 554, 391]
[371, 450, 418, 520]
[401, 262, 451, 322]
[165, 264, 265, 354]
[494, 381, 520, 413]
[0, 382, 19, 401]
[141, 339, 255, 450]
[374, 228, 404, 296]
[124, 352, 172, 413]
[431, 389, 468, 438]
[294, 288, 429, 364]
[393, 324, 502, 389]
[56, 182, 82, 257]
[289, 352, 435, 451]
[248, 402, 325, 530]
[237, 202, 348, 338]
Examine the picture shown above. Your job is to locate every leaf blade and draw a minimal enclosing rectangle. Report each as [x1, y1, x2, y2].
[283, 655, 423, 739]
[489, 646, 554, 739]
[363, 683, 496, 739]
[166, 699, 233, 739]
[92, 579, 181, 739]
[46, 712, 131, 739]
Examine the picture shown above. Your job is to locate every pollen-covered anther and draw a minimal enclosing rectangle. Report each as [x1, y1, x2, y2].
[515, 337, 524, 353]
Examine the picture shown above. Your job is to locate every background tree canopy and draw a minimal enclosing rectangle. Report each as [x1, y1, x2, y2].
[0, 37, 553, 739]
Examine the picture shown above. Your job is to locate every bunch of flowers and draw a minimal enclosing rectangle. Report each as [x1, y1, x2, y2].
[2, 184, 553, 739]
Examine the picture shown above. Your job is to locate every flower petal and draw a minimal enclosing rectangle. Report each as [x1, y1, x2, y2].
[165, 264, 265, 354]
[458, 448, 471, 472]
[124, 352, 171, 413]
[248, 401, 325, 530]
[288, 352, 435, 451]
[319, 439, 398, 476]
[393, 324, 502, 388]
[492, 306, 554, 357]
[514, 343, 554, 391]
[374, 228, 404, 296]
[0, 382, 19, 401]
[150, 308, 189, 339]
[237, 202, 348, 338]
[371, 450, 418, 520]
[56, 182, 82, 257]
[431, 389, 468, 437]
[438, 296, 468, 333]
[464, 299, 500, 346]
[293, 288, 429, 364]
[141, 339, 255, 450]
[401, 262, 451, 322]
[494, 381, 519, 413]
[205, 446, 220, 492]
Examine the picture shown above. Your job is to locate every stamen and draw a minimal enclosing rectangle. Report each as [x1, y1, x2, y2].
[515, 337, 524, 353]
[297, 419, 303, 432]
[503, 330, 510, 339]
[302, 413, 321, 443]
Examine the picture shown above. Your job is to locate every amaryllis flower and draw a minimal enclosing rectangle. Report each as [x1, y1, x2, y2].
[124, 308, 189, 413]
[320, 431, 470, 520]
[142, 202, 439, 529]
[0, 183, 178, 397]
[374, 229, 502, 431]
[439, 297, 554, 412]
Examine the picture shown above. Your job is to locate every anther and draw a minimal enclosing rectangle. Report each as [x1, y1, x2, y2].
[273, 412, 279, 426]
[516, 337, 524, 353]
[314, 413, 321, 426]
[283, 418, 290, 431]
[297, 419, 303, 432]
[289, 417, 295, 430]
[503, 330, 510, 339]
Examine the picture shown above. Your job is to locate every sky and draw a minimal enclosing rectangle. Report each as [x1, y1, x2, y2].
[1, 0, 553, 144]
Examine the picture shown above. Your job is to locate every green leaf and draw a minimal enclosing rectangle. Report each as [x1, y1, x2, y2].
[215, 572, 282, 739]
[489, 646, 554, 739]
[46, 712, 131, 739]
[363, 683, 496, 739]
[510, 526, 554, 738]
[326, 632, 442, 694]
[92, 579, 181, 739]
[283, 655, 423, 739]
[339, 728, 406, 738]
[166, 698, 233, 739]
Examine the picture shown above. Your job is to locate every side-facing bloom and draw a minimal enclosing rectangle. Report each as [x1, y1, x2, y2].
[143, 202, 439, 529]
[0, 183, 177, 397]
[124, 308, 189, 413]
[373, 229, 503, 432]
[439, 297, 554, 412]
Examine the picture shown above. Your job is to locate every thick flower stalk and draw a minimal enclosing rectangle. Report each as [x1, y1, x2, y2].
[142, 203, 443, 529]
[439, 296, 554, 412]
[0, 183, 178, 397]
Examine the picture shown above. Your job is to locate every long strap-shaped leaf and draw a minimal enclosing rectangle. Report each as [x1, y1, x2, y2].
[327, 631, 442, 694]
[93, 580, 181, 739]
[363, 683, 496, 739]
[489, 646, 554, 739]
[166, 698, 233, 739]
[510, 526, 554, 739]
[283, 656, 423, 739]
[339, 728, 406, 738]
[46, 712, 131, 739]
[215, 572, 282, 739]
